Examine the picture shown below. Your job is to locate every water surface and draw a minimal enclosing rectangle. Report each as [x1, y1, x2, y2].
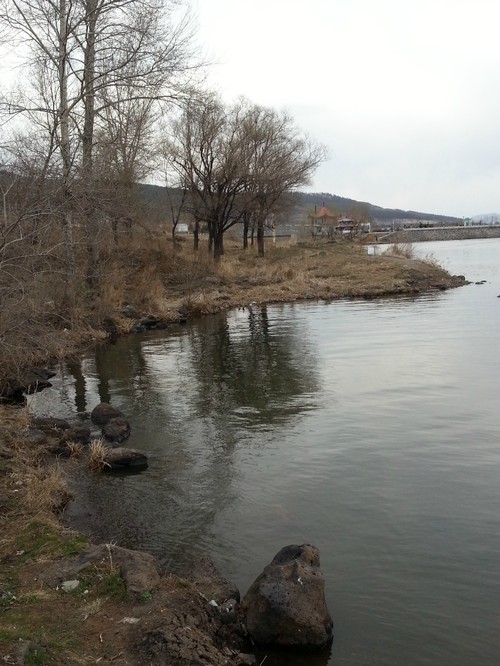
[32, 239, 500, 665]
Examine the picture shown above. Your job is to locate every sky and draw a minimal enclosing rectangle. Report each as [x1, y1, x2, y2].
[195, 0, 500, 217]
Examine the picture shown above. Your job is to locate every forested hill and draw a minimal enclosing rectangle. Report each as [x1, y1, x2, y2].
[299, 192, 460, 224]
[139, 183, 460, 225]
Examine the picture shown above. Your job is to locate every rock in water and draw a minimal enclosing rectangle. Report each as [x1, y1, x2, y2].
[102, 416, 131, 443]
[240, 544, 333, 650]
[103, 447, 148, 470]
[90, 402, 124, 426]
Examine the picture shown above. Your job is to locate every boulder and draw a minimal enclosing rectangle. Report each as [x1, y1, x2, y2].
[41, 543, 160, 596]
[240, 544, 333, 650]
[139, 314, 163, 330]
[91, 402, 124, 426]
[59, 424, 91, 445]
[102, 416, 131, 443]
[103, 447, 148, 470]
[0, 367, 56, 402]
[113, 545, 161, 596]
[26, 429, 48, 446]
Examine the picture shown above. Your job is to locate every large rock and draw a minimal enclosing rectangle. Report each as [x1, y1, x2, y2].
[103, 447, 148, 470]
[102, 416, 131, 443]
[0, 367, 55, 402]
[59, 424, 91, 445]
[41, 543, 160, 596]
[91, 402, 124, 426]
[26, 429, 48, 446]
[240, 544, 333, 650]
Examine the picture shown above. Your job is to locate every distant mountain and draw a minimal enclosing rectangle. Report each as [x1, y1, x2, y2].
[298, 192, 460, 224]
[470, 213, 500, 224]
[138, 183, 461, 227]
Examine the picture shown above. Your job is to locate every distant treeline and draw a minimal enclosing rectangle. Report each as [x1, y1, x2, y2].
[298, 192, 460, 224]
[139, 184, 461, 226]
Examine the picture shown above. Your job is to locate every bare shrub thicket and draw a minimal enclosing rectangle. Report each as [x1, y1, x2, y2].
[0, 160, 71, 379]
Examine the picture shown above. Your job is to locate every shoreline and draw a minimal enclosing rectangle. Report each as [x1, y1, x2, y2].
[0, 241, 469, 664]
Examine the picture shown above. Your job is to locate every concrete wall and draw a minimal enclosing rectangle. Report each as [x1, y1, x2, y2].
[378, 226, 500, 243]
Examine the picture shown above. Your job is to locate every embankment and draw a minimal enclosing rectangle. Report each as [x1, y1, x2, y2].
[378, 225, 500, 243]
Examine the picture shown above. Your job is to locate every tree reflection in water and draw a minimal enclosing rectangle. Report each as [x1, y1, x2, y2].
[58, 305, 320, 573]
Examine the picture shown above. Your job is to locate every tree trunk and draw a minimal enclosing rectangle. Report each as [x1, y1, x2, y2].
[257, 219, 265, 257]
[193, 220, 199, 251]
[208, 224, 213, 254]
[82, 0, 99, 287]
[243, 212, 249, 249]
[213, 229, 224, 262]
[59, 0, 75, 277]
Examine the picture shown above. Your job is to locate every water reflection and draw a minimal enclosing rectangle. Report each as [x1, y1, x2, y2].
[28, 239, 500, 666]
[66, 360, 87, 413]
[187, 306, 319, 428]
[54, 304, 321, 571]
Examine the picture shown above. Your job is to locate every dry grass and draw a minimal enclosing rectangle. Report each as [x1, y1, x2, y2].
[421, 252, 443, 269]
[88, 438, 111, 472]
[22, 464, 71, 515]
[0, 233, 461, 391]
[66, 441, 84, 458]
[383, 242, 415, 259]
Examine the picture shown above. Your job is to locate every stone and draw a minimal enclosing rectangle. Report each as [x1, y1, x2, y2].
[236, 654, 257, 665]
[59, 424, 91, 445]
[32, 416, 71, 432]
[102, 416, 131, 443]
[103, 447, 148, 470]
[61, 580, 80, 592]
[0, 367, 55, 402]
[113, 546, 160, 596]
[26, 429, 48, 446]
[41, 544, 161, 596]
[139, 314, 163, 329]
[90, 402, 124, 426]
[240, 544, 333, 650]
[122, 304, 140, 319]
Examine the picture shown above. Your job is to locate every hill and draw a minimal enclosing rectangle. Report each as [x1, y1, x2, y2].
[139, 183, 461, 228]
[298, 192, 460, 224]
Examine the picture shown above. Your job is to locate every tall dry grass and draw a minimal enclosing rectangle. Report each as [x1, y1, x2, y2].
[383, 242, 415, 259]
[88, 438, 111, 472]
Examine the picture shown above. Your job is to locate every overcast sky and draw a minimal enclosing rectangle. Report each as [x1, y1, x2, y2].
[195, 0, 500, 217]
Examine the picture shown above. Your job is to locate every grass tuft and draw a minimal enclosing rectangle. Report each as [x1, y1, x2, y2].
[383, 242, 415, 259]
[87, 438, 111, 472]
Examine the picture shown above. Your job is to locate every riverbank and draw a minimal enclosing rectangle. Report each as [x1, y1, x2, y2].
[1, 237, 467, 401]
[0, 238, 468, 664]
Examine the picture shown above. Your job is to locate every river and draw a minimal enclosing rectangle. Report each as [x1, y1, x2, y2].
[31, 238, 500, 665]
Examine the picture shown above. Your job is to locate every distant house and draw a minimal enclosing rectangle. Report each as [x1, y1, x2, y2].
[309, 206, 337, 238]
[309, 207, 370, 238]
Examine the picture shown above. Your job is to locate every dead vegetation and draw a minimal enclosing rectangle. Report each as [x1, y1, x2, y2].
[0, 227, 464, 391]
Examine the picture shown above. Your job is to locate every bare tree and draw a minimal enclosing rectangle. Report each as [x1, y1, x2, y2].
[165, 96, 250, 261]
[237, 102, 326, 256]
[165, 95, 326, 260]
[0, 0, 201, 283]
